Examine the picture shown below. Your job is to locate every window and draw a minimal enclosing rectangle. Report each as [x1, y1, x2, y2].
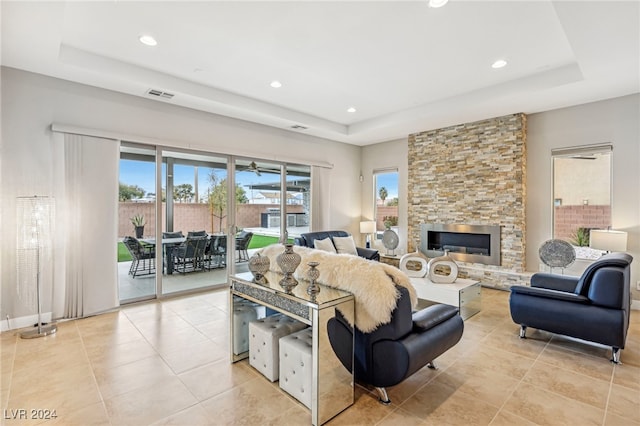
[373, 169, 399, 233]
[552, 144, 612, 258]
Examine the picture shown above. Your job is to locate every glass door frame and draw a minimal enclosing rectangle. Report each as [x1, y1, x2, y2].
[118, 141, 160, 304]
[229, 157, 288, 276]
[119, 146, 311, 302]
[156, 146, 233, 297]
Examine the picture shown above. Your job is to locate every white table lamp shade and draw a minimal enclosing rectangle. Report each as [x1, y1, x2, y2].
[360, 221, 376, 234]
[589, 229, 627, 252]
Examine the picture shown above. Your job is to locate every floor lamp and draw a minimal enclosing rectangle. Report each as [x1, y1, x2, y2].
[17, 196, 57, 338]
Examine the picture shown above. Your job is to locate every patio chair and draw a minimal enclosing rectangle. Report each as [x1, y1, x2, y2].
[206, 234, 227, 269]
[172, 236, 207, 273]
[162, 231, 184, 239]
[123, 236, 156, 278]
[187, 230, 207, 238]
[236, 231, 253, 262]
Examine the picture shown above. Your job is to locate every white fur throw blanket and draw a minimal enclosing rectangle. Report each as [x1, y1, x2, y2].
[259, 244, 417, 333]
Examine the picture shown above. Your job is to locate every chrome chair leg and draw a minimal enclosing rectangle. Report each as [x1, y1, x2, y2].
[611, 347, 621, 364]
[374, 387, 391, 405]
[519, 325, 527, 339]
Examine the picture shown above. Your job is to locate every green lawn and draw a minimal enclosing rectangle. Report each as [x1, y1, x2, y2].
[118, 242, 132, 262]
[248, 234, 293, 249]
[117, 234, 290, 262]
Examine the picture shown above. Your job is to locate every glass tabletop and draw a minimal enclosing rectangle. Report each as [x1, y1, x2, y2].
[230, 271, 353, 307]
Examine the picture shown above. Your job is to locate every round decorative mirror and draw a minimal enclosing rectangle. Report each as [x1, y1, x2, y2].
[382, 229, 399, 255]
[539, 239, 576, 270]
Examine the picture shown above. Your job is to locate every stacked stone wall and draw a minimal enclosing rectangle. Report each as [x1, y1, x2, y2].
[408, 113, 527, 288]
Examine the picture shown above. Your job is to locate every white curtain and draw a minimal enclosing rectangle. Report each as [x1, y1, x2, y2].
[52, 133, 119, 318]
[311, 165, 331, 231]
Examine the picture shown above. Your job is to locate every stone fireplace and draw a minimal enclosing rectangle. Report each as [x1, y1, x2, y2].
[408, 113, 527, 289]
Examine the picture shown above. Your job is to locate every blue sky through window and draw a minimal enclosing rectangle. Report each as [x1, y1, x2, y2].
[120, 160, 300, 199]
[376, 172, 399, 200]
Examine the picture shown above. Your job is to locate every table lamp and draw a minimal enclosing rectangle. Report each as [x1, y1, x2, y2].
[589, 229, 628, 254]
[360, 221, 376, 248]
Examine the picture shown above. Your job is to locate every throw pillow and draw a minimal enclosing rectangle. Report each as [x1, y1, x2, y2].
[314, 237, 337, 253]
[332, 236, 358, 256]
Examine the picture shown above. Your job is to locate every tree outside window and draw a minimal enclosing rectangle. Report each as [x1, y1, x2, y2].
[207, 171, 248, 233]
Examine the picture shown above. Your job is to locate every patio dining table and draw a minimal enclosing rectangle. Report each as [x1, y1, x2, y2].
[140, 236, 185, 274]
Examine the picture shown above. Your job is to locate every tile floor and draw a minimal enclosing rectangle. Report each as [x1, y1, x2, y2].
[1, 287, 639, 426]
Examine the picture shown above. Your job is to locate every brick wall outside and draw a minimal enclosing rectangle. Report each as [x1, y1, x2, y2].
[376, 206, 399, 231]
[119, 202, 304, 238]
[408, 113, 527, 288]
[554, 205, 611, 241]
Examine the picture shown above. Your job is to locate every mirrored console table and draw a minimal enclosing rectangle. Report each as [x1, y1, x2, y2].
[230, 271, 354, 425]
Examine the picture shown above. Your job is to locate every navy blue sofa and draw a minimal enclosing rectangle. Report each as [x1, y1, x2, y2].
[509, 252, 633, 363]
[294, 230, 380, 261]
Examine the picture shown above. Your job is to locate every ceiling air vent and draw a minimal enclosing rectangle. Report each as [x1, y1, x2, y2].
[290, 124, 308, 130]
[146, 89, 175, 99]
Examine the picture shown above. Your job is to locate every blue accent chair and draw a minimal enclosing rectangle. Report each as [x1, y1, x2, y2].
[327, 286, 464, 404]
[509, 252, 633, 363]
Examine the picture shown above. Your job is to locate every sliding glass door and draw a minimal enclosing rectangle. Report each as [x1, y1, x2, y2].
[118, 144, 313, 303]
[233, 159, 282, 274]
[232, 160, 311, 273]
[161, 150, 229, 295]
[118, 143, 158, 302]
[286, 165, 311, 237]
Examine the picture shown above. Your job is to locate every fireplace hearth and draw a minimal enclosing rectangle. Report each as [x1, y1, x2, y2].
[420, 224, 501, 266]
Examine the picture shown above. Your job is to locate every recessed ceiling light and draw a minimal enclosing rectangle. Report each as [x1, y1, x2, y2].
[492, 59, 508, 69]
[139, 35, 157, 46]
[270, 81, 282, 88]
[347, 107, 357, 113]
[429, 0, 449, 8]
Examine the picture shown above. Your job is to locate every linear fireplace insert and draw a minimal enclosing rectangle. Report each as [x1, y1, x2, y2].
[420, 223, 501, 266]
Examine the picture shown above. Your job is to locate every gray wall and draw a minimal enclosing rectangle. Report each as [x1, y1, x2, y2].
[0, 66, 362, 320]
[359, 138, 408, 251]
[2, 64, 637, 322]
[363, 94, 639, 300]
[527, 94, 639, 299]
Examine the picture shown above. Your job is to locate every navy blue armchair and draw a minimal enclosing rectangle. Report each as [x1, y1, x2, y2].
[510, 252, 633, 363]
[327, 286, 464, 404]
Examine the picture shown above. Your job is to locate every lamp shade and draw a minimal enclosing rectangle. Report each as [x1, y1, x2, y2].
[589, 229, 627, 252]
[360, 221, 376, 234]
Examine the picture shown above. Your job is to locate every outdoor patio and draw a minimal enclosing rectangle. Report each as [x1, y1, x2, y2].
[117, 226, 309, 302]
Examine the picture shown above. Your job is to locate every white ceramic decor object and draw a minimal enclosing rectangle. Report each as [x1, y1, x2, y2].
[427, 250, 459, 283]
[399, 252, 428, 278]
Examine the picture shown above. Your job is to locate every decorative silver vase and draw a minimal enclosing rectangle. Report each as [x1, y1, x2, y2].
[248, 253, 270, 284]
[306, 261, 321, 301]
[277, 244, 301, 293]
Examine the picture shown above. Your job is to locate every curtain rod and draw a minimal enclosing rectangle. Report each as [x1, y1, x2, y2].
[51, 123, 333, 169]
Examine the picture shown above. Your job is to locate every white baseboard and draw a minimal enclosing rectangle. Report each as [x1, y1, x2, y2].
[632, 300, 640, 311]
[1, 312, 53, 333]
